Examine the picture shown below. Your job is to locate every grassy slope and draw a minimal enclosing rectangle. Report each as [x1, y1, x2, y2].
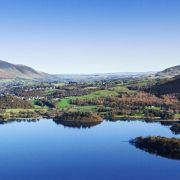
[57, 85, 136, 109]
[114, 114, 145, 119]
[175, 114, 180, 118]
[58, 89, 120, 108]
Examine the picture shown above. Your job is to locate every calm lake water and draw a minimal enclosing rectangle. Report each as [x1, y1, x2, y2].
[0, 119, 179, 180]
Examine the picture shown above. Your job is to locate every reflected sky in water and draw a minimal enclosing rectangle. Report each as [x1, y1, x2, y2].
[0, 119, 179, 180]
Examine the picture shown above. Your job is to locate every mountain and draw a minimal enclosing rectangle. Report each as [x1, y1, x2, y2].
[0, 60, 52, 80]
[0, 59, 152, 82]
[2, 59, 178, 83]
[155, 65, 180, 78]
[148, 75, 180, 96]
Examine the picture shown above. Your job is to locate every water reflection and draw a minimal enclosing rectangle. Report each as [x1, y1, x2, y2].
[170, 124, 180, 135]
[0, 118, 180, 160]
[0, 118, 102, 129]
[0, 119, 40, 125]
[0, 119, 179, 180]
[53, 119, 102, 128]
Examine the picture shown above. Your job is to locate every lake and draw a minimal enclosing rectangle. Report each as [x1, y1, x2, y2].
[0, 119, 179, 180]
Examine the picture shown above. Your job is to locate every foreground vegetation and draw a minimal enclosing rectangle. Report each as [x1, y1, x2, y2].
[0, 77, 179, 127]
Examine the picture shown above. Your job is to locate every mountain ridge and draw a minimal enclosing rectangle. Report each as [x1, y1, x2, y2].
[0, 59, 179, 82]
[155, 65, 180, 78]
[148, 75, 180, 96]
[0, 59, 52, 80]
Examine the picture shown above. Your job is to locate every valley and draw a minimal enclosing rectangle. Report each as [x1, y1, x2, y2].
[0, 60, 179, 163]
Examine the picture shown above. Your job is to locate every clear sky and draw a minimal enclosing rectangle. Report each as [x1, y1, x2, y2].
[0, 0, 179, 74]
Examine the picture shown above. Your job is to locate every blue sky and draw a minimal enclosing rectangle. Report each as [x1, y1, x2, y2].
[0, 0, 180, 74]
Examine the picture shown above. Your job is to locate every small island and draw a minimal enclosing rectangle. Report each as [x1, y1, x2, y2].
[130, 136, 180, 160]
[53, 111, 103, 128]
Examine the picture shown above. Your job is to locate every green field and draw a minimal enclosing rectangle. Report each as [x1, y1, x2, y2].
[75, 105, 97, 109]
[114, 114, 145, 119]
[58, 98, 97, 109]
[175, 114, 180, 118]
[58, 98, 71, 108]
[58, 89, 119, 108]
[74, 90, 119, 99]
[110, 85, 133, 93]
[5, 109, 35, 113]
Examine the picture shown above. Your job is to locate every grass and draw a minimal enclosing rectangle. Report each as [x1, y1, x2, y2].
[175, 114, 180, 118]
[136, 80, 150, 86]
[58, 97, 97, 109]
[75, 105, 97, 109]
[5, 109, 35, 113]
[53, 82, 65, 87]
[110, 85, 133, 93]
[58, 89, 119, 109]
[115, 114, 145, 119]
[92, 90, 118, 97]
[58, 98, 71, 108]
[44, 89, 55, 95]
[0, 79, 14, 83]
[69, 90, 118, 99]
[135, 79, 157, 87]
[0, 109, 36, 118]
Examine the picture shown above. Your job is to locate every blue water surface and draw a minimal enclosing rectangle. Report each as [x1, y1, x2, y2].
[0, 119, 179, 180]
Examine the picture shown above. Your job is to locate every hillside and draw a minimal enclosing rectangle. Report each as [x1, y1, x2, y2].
[148, 75, 180, 96]
[0, 95, 33, 109]
[0, 60, 52, 80]
[0, 59, 152, 82]
[156, 65, 180, 78]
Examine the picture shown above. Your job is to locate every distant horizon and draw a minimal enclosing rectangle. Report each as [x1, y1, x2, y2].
[0, 58, 178, 75]
[0, 0, 180, 74]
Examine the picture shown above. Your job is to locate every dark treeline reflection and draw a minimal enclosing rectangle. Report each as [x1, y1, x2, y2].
[130, 136, 180, 160]
[53, 119, 102, 129]
[171, 124, 180, 135]
[0, 119, 40, 125]
[0, 118, 102, 129]
[159, 121, 180, 135]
